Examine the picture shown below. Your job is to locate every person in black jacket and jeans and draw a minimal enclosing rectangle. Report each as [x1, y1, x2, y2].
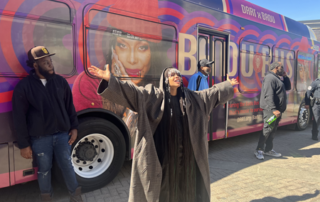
[254, 61, 291, 160]
[12, 46, 83, 202]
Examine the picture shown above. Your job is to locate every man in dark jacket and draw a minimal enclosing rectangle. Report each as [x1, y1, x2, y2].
[254, 61, 291, 160]
[305, 78, 320, 141]
[12, 46, 82, 202]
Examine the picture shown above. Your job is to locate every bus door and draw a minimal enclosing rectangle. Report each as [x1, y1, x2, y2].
[198, 32, 228, 140]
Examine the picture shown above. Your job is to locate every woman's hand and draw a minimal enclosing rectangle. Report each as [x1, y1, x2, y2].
[227, 74, 239, 86]
[112, 47, 128, 77]
[88, 64, 111, 82]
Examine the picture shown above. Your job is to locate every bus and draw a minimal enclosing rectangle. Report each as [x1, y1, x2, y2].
[0, 0, 319, 192]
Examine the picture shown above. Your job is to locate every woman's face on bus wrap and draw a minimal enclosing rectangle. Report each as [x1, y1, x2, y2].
[112, 37, 151, 85]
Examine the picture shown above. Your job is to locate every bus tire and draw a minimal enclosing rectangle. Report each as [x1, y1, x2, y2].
[296, 101, 310, 131]
[54, 117, 126, 192]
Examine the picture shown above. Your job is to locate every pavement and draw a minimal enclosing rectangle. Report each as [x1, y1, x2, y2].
[1, 124, 320, 202]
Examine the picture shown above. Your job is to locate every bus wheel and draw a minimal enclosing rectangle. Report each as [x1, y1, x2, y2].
[71, 117, 125, 192]
[296, 101, 310, 130]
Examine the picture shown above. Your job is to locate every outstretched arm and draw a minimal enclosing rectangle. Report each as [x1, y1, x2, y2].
[89, 65, 160, 112]
[195, 75, 238, 115]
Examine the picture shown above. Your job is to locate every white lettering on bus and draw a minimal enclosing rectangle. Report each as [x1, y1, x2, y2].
[261, 12, 275, 23]
[231, 44, 294, 80]
[261, 47, 270, 77]
[178, 33, 197, 75]
[240, 44, 253, 77]
[187, 38, 295, 82]
[241, 5, 256, 17]
[229, 42, 238, 77]
[240, 5, 276, 24]
[286, 51, 294, 78]
[273, 50, 284, 70]
[273, 50, 293, 79]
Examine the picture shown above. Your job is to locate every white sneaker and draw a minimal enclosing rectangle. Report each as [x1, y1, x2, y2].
[264, 149, 281, 157]
[254, 150, 264, 160]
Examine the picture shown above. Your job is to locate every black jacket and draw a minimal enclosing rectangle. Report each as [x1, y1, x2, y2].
[260, 71, 291, 113]
[12, 70, 78, 149]
[305, 78, 320, 105]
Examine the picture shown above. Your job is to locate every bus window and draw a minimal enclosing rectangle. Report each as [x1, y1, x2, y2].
[198, 36, 209, 60]
[213, 39, 224, 84]
[273, 48, 295, 91]
[0, 1, 73, 77]
[297, 52, 314, 92]
[239, 41, 270, 93]
[86, 11, 177, 87]
[2, 1, 71, 23]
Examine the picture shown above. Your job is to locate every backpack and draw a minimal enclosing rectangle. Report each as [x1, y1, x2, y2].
[196, 75, 202, 91]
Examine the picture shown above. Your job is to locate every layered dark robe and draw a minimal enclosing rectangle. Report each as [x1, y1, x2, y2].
[97, 68, 234, 202]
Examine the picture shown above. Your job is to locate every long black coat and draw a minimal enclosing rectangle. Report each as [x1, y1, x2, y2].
[97, 68, 234, 202]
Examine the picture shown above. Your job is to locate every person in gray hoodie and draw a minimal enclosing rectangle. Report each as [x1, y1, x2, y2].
[254, 61, 291, 160]
[88, 64, 238, 202]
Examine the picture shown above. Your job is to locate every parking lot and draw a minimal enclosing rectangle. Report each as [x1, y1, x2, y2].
[1, 125, 320, 202]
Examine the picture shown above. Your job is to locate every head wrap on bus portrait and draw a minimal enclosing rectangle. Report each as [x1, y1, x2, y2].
[102, 28, 163, 86]
[100, 0, 165, 86]
[72, 0, 168, 138]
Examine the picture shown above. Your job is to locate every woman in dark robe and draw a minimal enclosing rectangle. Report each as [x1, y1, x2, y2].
[88, 64, 238, 202]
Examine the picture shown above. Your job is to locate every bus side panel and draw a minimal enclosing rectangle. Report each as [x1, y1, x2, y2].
[11, 144, 37, 186]
[0, 144, 10, 188]
[0, 111, 15, 144]
[0, 77, 19, 144]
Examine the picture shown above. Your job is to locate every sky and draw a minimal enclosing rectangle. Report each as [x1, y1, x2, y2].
[246, 0, 320, 21]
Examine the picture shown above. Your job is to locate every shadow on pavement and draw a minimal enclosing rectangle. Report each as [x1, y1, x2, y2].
[285, 147, 320, 158]
[250, 190, 320, 202]
[1, 124, 319, 202]
[208, 124, 319, 183]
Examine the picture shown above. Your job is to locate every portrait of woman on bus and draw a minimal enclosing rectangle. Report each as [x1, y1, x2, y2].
[72, 0, 171, 138]
[297, 62, 311, 92]
[73, 26, 165, 112]
[101, 30, 163, 86]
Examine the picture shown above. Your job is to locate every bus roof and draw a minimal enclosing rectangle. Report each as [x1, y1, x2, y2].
[187, 0, 318, 42]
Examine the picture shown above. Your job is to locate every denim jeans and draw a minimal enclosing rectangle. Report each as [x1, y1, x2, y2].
[31, 132, 79, 194]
